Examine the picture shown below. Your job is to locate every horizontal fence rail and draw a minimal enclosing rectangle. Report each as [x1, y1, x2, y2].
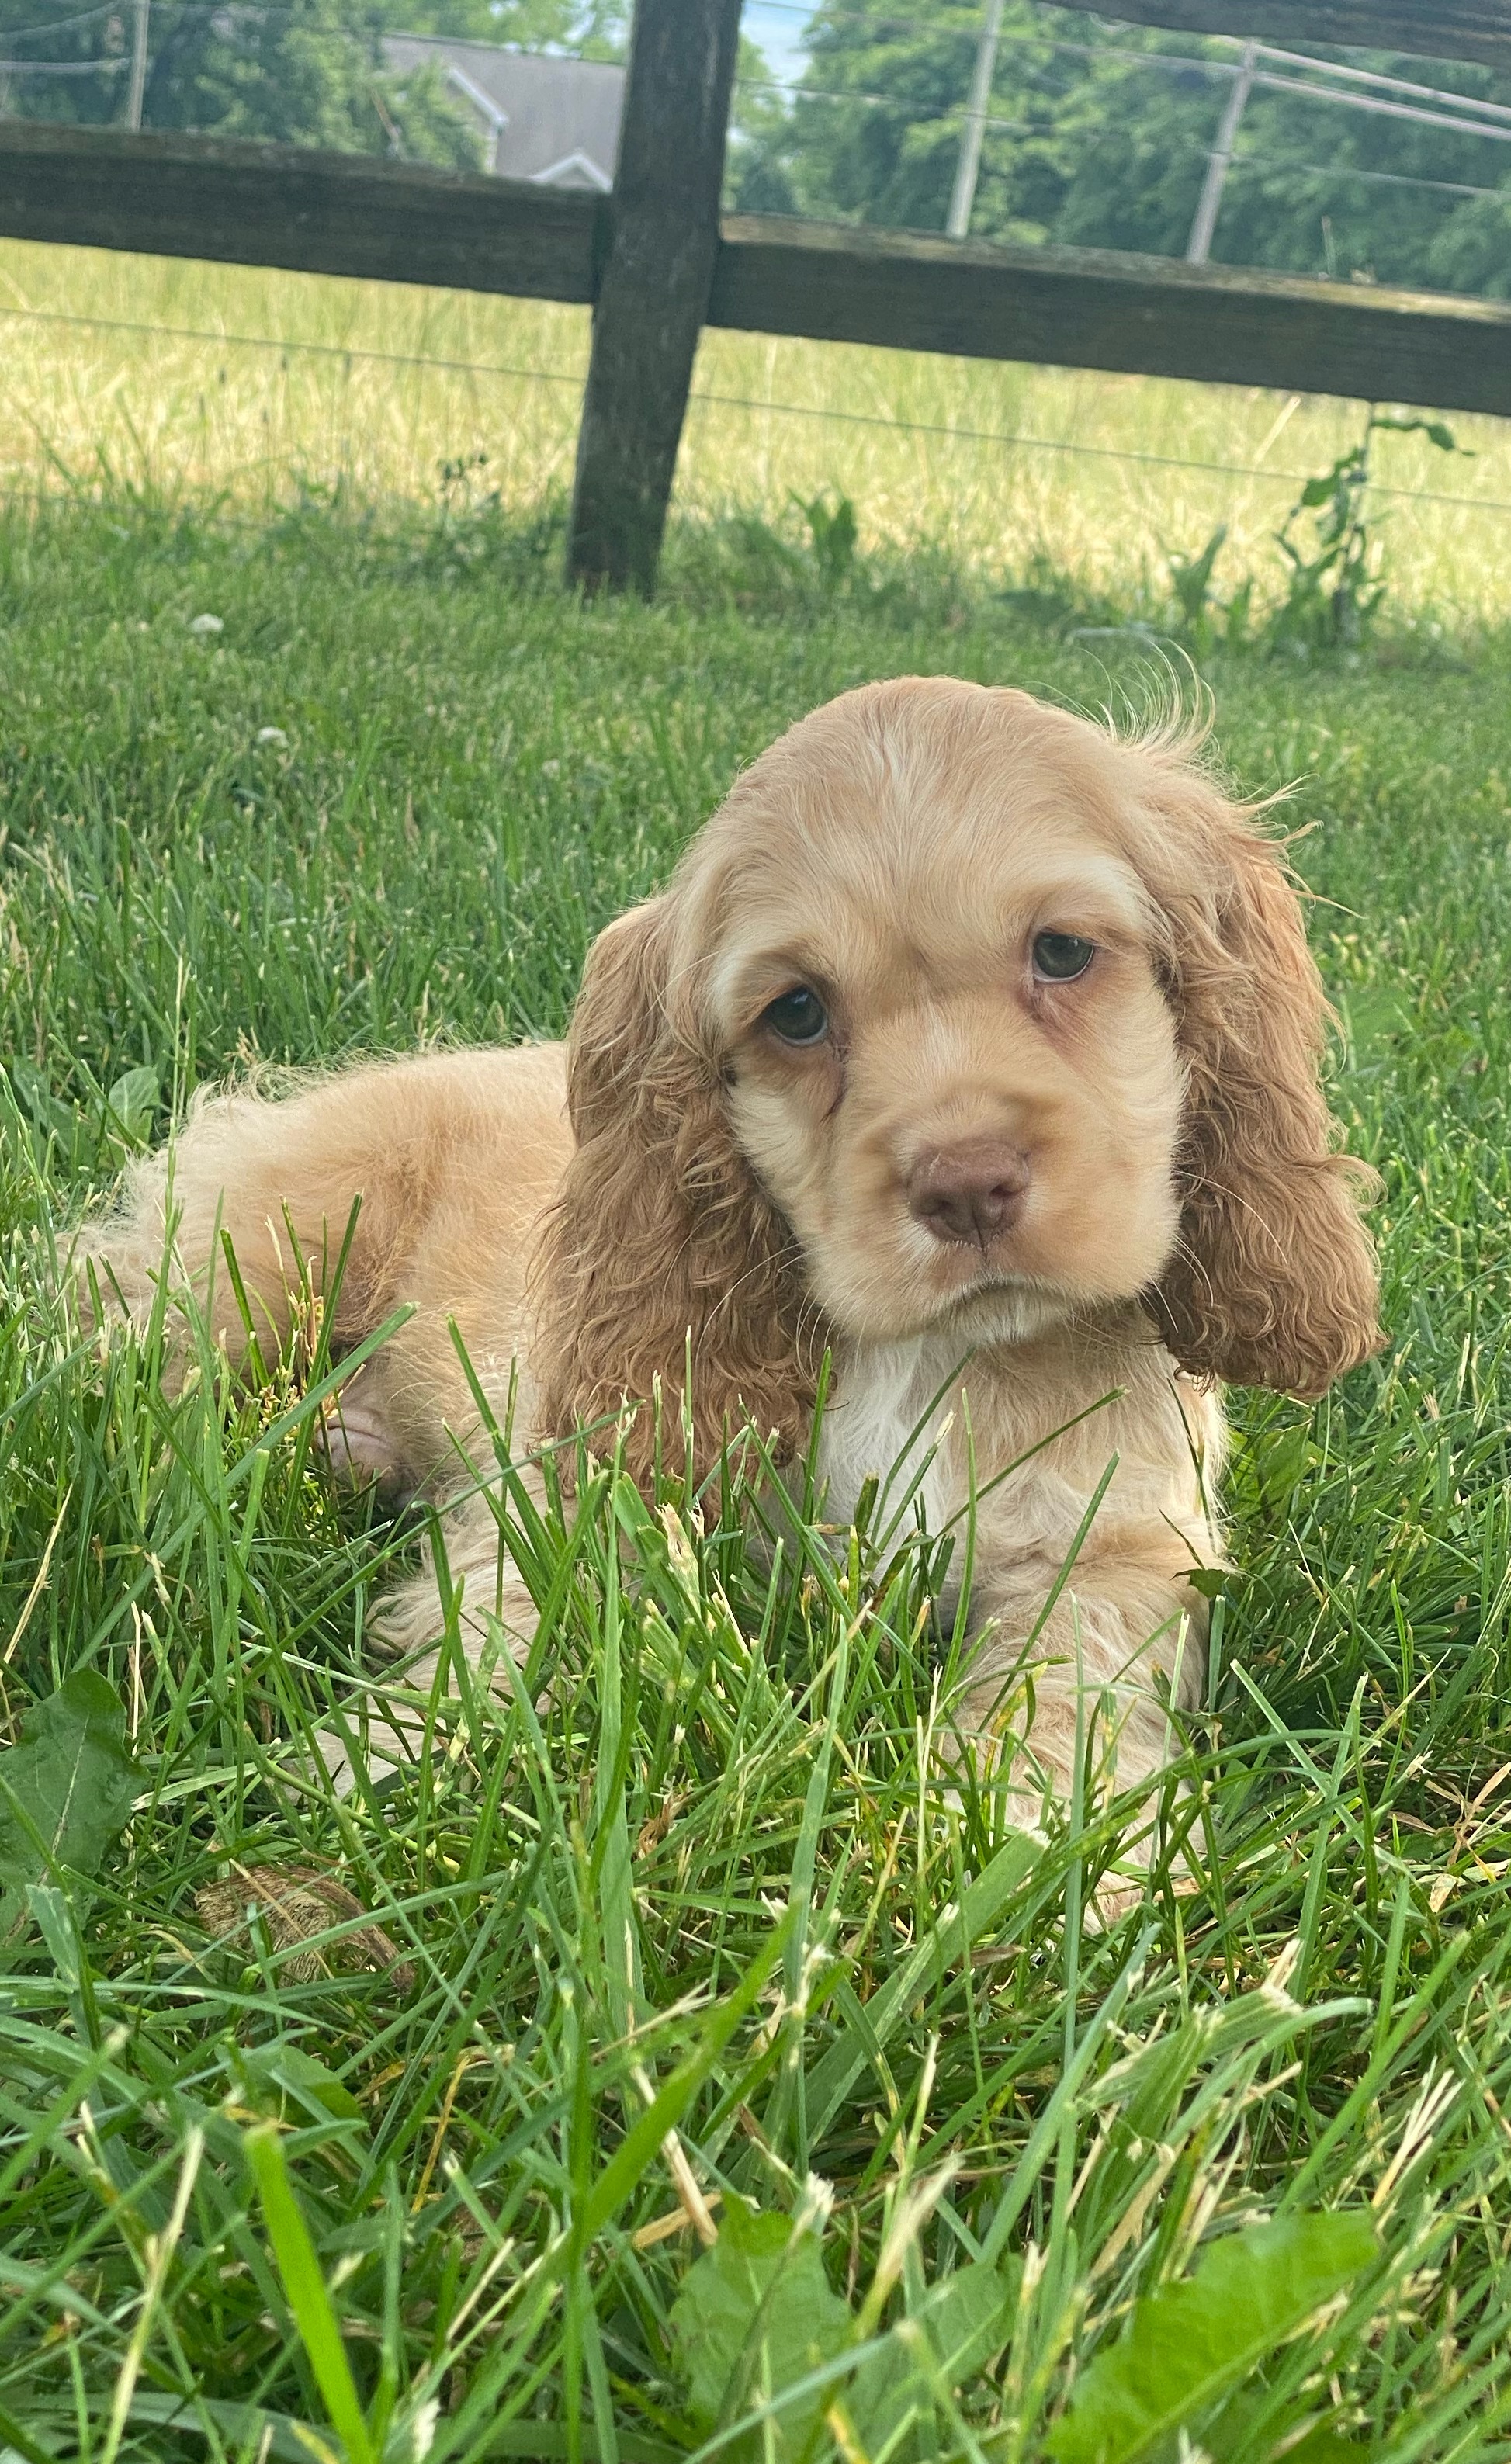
[0, 123, 601, 303]
[1103, 1, 1511, 69]
[712, 217, 1511, 418]
[9, 121, 1511, 423]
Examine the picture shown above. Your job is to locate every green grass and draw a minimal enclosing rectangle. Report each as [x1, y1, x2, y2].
[9, 234, 1511, 626]
[5, 478, 1511, 2462]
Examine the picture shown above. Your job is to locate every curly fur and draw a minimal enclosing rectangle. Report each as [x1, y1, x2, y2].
[530, 684, 1381, 1473]
[1135, 756, 1381, 1394]
[75, 677, 1382, 1832]
[532, 900, 819, 1489]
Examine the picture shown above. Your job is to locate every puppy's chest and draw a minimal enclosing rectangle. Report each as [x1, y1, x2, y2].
[816, 1342, 964, 1535]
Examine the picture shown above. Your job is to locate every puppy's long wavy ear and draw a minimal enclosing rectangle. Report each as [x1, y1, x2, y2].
[1150, 767, 1383, 1398]
[532, 897, 811, 1488]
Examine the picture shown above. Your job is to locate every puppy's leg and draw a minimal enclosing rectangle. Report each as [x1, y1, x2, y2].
[76, 1047, 574, 1789]
[951, 1561, 1206, 1900]
[325, 1485, 545, 1790]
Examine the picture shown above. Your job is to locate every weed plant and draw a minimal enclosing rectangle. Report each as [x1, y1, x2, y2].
[2, 494, 1511, 2456]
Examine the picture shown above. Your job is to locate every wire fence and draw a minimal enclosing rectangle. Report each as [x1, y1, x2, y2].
[4, 0, 1511, 613]
[5, 294, 1509, 520]
[730, 0, 1511, 295]
[4, 0, 1511, 247]
[729, 74, 1511, 196]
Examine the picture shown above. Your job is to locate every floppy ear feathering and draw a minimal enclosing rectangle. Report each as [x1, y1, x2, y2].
[532, 718, 1384, 1489]
[1143, 752, 1383, 1398]
[531, 896, 815, 1487]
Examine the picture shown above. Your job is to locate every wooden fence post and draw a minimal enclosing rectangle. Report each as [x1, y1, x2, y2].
[565, 0, 743, 597]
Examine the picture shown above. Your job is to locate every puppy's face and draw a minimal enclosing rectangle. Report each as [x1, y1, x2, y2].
[682, 684, 1186, 1348]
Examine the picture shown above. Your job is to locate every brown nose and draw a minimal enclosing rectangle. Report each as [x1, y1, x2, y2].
[908, 1141, 1031, 1248]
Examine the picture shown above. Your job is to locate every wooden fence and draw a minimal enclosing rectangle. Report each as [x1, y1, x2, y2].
[3, 0, 1510, 590]
[1110, 2, 1511, 66]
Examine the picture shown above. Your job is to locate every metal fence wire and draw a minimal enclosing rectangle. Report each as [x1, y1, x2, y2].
[3, 0, 1511, 589]
[5, 0, 1511, 267]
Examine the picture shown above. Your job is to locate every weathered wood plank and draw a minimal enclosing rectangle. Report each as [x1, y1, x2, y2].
[1104, 0, 1511, 70]
[566, 0, 743, 594]
[4, 123, 1511, 429]
[711, 214, 1511, 418]
[0, 121, 601, 301]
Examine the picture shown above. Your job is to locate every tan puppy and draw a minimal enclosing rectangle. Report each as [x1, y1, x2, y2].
[81, 679, 1381, 1822]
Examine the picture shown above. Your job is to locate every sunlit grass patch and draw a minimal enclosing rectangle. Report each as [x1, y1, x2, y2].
[2, 465, 1511, 2453]
[5, 235, 1511, 622]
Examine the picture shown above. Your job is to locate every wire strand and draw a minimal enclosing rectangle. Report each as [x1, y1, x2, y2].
[0, 51, 125, 69]
[1231, 150, 1506, 203]
[0, 0, 118, 43]
[1254, 70, 1511, 144]
[1, 297, 1505, 517]
[684, 383, 1509, 512]
[0, 300, 588, 386]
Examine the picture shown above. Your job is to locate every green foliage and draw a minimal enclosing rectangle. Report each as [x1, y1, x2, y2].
[730, 0, 1511, 295]
[671, 2199, 1017, 2459]
[378, 0, 627, 50]
[728, 29, 801, 215]
[793, 486, 860, 591]
[1163, 523, 1256, 661]
[2, 492, 1511, 2456]
[0, 0, 484, 164]
[0, 1673, 138, 1939]
[671, 2203, 852, 2455]
[1047, 2213, 1378, 2463]
[1149, 415, 1470, 660]
[1267, 413, 1470, 656]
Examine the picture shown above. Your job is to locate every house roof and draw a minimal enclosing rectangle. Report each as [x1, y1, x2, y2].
[383, 39, 624, 186]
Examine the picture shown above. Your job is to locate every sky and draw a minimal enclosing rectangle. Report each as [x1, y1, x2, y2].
[741, 1, 815, 86]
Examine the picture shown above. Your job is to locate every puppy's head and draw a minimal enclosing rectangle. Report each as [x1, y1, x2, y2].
[537, 678, 1381, 1481]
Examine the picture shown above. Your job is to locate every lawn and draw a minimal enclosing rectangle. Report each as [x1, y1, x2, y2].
[9, 234, 1511, 623]
[4, 331, 1511, 2457]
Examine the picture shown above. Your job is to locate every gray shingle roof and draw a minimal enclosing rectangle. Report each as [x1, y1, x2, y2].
[382, 38, 624, 185]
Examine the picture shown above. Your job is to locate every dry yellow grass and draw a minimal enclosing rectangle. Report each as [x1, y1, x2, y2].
[3, 234, 1510, 614]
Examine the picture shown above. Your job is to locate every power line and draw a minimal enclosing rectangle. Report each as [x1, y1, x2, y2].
[1, 296, 1505, 518]
[0, 0, 117, 42]
[1254, 70, 1511, 146]
[0, 50, 124, 68]
[1231, 149, 1507, 204]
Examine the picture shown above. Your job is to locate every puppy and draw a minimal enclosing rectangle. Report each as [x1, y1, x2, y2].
[79, 679, 1381, 1825]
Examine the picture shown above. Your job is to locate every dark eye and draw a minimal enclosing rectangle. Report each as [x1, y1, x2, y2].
[763, 986, 830, 1045]
[1032, 931, 1096, 982]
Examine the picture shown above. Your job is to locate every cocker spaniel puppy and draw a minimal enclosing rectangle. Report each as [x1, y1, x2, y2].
[80, 678, 1382, 1825]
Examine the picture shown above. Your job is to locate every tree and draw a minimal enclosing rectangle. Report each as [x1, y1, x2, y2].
[0, 0, 478, 158]
[0, 0, 629, 157]
[726, 30, 798, 213]
[369, 2, 627, 55]
[730, 0, 1511, 298]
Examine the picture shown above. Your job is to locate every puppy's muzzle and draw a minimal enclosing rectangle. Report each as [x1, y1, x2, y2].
[908, 1139, 1031, 1249]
